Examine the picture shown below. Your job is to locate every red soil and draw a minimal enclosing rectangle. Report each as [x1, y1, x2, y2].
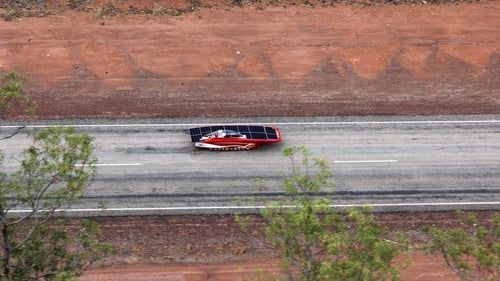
[71, 212, 497, 280]
[81, 253, 460, 281]
[75, 211, 493, 281]
[1, 1, 499, 119]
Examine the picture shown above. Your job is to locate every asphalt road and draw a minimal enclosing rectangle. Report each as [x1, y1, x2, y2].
[1, 115, 500, 216]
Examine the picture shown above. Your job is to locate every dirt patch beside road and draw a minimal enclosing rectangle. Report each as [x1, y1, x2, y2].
[1, 1, 499, 119]
[77, 211, 497, 281]
[85, 211, 496, 265]
[81, 254, 461, 281]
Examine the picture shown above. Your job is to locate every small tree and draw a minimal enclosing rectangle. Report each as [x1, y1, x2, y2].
[0, 71, 35, 119]
[318, 207, 406, 281]
[261, 146, 406, 281]
[0, 127, 113, 280]
[425, 211, 499, 281]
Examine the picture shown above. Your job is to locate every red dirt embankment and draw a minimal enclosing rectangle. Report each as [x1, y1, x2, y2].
[1, 1, 499, 119]
[78, 212, 497, 281]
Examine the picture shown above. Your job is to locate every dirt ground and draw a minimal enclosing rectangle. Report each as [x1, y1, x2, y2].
[71, 211, 496, 280]
[1, 1, 499, 119]
[80, 253, 461, 281]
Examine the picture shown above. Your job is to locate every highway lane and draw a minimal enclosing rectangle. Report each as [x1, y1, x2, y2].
[1, 116, 500, 215]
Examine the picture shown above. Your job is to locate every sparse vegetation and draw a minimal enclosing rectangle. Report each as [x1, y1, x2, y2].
[92, 4, 119, 19]
[236, 146, 500, 281]
[245, 146, 408, 281]
[0, 71, 35, 119]
[149, 5, 167, 16]
[424, 211, 499, 281]
[144, 6, 187, 17]
[67, 0, 89, 10]
[190, 0, 205, 9]
[0, 0, 53, 21]
[232, 0, 245, 7]
[0, 0, 483, 20]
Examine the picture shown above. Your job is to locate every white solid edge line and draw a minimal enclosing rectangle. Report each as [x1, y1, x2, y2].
[2, 120, 500, 128]
[74, 163, 143, 167]
[334, 160, 398, 163]
[7, 201, 500, 213]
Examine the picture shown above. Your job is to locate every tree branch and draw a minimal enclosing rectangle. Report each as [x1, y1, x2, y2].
[7, 174, 57, 226]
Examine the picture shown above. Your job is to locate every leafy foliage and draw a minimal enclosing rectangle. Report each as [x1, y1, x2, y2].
[0, 127, 113, 280]
[261, 146, 407, 281]
[2, 127, 96, 212]
[8, 220, 113, 281]
[0, 71, 35, 119]
[319, 208, 407, 281]
[425, 211, 500, 281]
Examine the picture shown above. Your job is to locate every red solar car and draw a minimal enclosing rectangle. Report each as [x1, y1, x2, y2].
[189, 125, 281, 151]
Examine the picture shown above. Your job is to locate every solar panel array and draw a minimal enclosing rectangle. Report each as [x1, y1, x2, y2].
[189, 125, 279, 142]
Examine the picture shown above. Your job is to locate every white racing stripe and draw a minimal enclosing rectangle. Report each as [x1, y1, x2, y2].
[7, 201, 500, 213]
[2, 119, 500, 129]
[334, 160, 398, 163]
[74, 163, 143, 167]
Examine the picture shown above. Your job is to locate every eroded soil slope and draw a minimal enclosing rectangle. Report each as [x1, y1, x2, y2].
[1, 1, 499, 119]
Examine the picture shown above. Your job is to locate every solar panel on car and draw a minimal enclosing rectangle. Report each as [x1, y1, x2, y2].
[249, 126, 265, 133]
[189, 128, 202, 142]
[189, 125, 278, 142]
[251, 133, 268, 139]
[265, 127, 275, 134]
[267, 133, 278, 140]
[238, 125, 250, 133]
[200, 127, 212, 134]
[211, 125, 224, 131]
[189, 127, 201, 135]
[224, 125, 239, 131]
